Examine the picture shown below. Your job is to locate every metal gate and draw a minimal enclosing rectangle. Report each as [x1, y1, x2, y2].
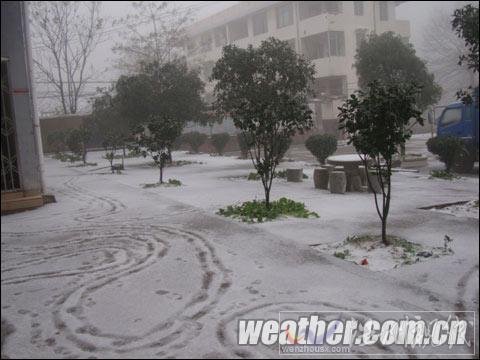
[1, 59, 21, 192]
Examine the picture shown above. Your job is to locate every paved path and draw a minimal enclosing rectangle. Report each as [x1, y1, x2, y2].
[1, 157, 478, 358]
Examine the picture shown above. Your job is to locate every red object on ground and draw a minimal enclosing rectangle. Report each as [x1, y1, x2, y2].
[360, 258, 369, 265]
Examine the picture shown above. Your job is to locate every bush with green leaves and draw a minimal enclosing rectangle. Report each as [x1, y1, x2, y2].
[182, 131, 208, 153]
[305, 134, 337, 164]
[46, 131, 66, 154]
[426, 136, 466, 173]
[65, 129, 83, 158]
[217, 197, 319, 223]
[429, 170, 459, 180]
[211, 132, 230, 155]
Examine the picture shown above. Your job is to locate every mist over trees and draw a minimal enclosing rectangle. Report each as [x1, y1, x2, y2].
[30, 1, 105, 115]
[421, 6, 477, 104]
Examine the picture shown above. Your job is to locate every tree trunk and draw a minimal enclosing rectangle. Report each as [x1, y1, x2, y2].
[381, 217, 388, 245]
[82, 142, 87, 165]
[122, 144, 126, 168]
[159, 165, 164, 184]
[264, 186, 271, 209]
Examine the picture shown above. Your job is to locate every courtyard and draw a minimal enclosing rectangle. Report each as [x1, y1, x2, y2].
[1, 135, 478, 358]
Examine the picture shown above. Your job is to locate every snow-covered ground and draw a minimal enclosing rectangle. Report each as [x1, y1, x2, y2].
[1, 136, 479, 358]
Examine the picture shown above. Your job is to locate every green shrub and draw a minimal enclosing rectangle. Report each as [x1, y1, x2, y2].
[237, 132, 253, 158]
[426, 136, 466, 172]
[182, 132, 208, 153]
[211, 132, 230, 155]
[334, 250, 350, 259]
[143, 178, 182, 188]
[305, 134, 337, 164]
[65, 129, 83, 157]
[429, 170, 459, 180]
[46, 131, 66, 154]
[217, 197, 319, 223]
[247, 172, 261, 180]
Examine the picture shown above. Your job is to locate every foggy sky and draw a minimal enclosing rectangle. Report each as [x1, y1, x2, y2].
[34, 1, 475, 115]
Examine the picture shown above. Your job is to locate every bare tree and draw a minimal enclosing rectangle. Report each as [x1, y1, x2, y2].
[30, 1, 105, 114]
[112, 1, 191, 73]
[421, 7, 476, 103]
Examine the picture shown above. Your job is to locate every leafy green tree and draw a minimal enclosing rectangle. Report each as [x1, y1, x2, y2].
[140, 116, 183, 183]
[452, 4, 479, 103]
[92, 90, 132, 170]
[338, 81, 424, 244]
[65, 123, 91, 164]
[211, 132, 230, 155]
[355, 32, 441, 111]
[212, 38, 315, 208]
[305, 134, 337, 164]
[115, 60, 205, 162]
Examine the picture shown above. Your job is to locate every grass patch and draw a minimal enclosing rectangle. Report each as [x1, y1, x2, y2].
[334, 249, 350, 259]
[217, 197, 319, 223]
[52, 152, 82, 163]
[429, 170, 459, 180]
[147, 160, 203, 168]
[345, 234, 419, 252]
[68, 162, 98, 167]
[142, 179, 182, 188]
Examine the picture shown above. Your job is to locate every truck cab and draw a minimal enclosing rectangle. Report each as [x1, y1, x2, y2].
[435, 88, 479, 172]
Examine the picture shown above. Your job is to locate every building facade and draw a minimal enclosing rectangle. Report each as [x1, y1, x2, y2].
[1, 1, 45, 213]
[185, 1, 410, 136]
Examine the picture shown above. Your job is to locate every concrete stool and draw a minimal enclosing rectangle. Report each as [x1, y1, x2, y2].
[286, 168, 303, 182]
[329, 171, 346, 194]
[366, 171, 382, 194]
[350, 175, 363, 192]
[320, 164, 335, 174]
[313, 168, 329, 189]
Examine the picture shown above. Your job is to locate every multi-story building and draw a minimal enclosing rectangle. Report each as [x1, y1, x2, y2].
[184, 1, 410, 136]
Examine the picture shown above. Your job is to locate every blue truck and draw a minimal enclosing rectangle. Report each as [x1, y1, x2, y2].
[434, 88, 479, 172]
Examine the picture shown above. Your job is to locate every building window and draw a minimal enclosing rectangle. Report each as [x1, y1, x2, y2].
[301, 32, 328, 60]
[314, 76, 347, 97]
[299, 1, 323, 20]
[214, 26, 228, 47]
[276, 3, 293, 28]
[199, 33, 212, 53]
[355, 29, 368, 48]
[229, 18, 248, 41]
[325, 1, 341, 14]
[379, 1, 388, 21]
[354, 1, 364, 16]
[252, 11, 268, 36]
[329, 31, 345, 56]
